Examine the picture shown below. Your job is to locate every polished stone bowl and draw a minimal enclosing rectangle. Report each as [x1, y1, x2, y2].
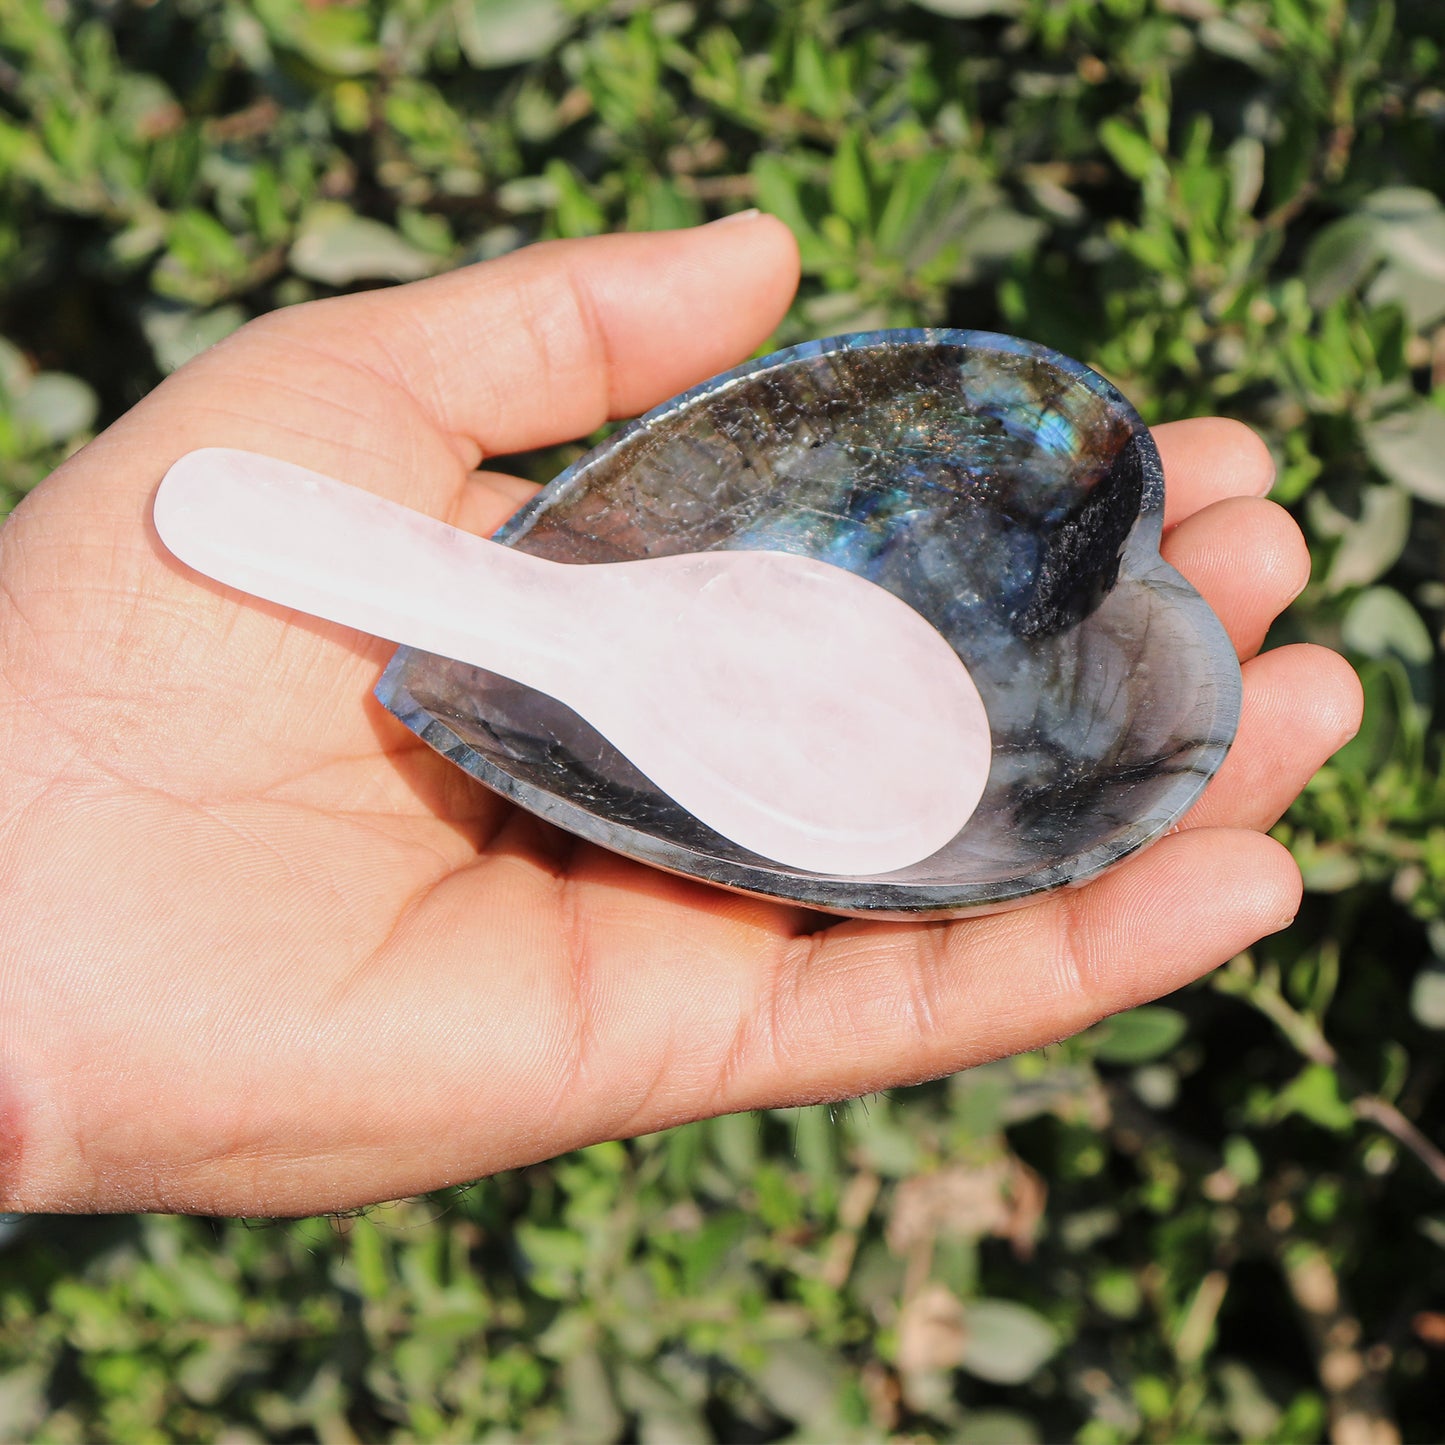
[376, 330, 1241, 918]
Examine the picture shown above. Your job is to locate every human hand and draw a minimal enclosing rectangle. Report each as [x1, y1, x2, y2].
[0, 217, 1362, 1215]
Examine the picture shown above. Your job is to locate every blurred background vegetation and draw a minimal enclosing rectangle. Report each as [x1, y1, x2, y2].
[2, 0, 1444, 1439]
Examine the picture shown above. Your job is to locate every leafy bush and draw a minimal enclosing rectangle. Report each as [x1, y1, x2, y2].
[2, 0, 1444, 1439]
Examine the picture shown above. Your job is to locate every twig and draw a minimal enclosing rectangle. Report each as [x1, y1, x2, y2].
[1214, 958, 1445, 1191]
[1350, 1096, 1445, 1189]
[1276, 1240, 1400, 1445]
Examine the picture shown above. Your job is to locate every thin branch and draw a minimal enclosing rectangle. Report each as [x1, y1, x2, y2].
[1276, 1240, 1401, 1445]
[1350, 1095, 1445, 1190]
[1215, 958, 1445, 1190]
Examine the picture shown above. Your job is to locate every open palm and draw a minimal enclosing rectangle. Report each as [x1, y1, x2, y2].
[0, 219, 1361, 1215]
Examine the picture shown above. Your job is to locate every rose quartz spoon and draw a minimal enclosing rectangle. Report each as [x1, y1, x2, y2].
[154, 448, 992, 875]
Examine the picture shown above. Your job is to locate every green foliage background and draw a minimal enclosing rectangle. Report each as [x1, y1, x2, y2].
[2, 0, 1444, 1439]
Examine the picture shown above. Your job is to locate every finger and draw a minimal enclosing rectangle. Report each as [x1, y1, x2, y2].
[260, 214, 802, 465]
[428, 828, 1293, 1164]
[1180, 644, 1363, 832]
[451, 470, 544, 536]
[1161, 495, 1310, 659]
[39, 218, 801, 527]
[1155, 418, 1275, 529]
[692, 827, 1300, 1116]
[122, 822, 1293, 1211]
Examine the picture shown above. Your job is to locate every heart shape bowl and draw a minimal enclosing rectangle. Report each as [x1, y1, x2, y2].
[377, 329, 1241, 919]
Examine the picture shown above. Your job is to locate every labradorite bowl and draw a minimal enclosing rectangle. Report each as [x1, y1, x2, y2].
[376, 329, 1241, 919]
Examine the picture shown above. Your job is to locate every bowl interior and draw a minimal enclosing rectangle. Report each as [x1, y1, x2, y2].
[377, 331, 1240, 917]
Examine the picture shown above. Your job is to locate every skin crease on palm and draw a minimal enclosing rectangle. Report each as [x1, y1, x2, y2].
[0, 216, 1363, 1217]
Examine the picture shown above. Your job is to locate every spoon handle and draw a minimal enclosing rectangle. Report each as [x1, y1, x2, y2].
[154, 448, 573, 690]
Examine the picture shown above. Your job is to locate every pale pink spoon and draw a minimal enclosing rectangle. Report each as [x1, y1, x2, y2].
[154, 448, 992, 875]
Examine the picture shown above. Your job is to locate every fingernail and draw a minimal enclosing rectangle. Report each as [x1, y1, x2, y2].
[709, 208, 761, 226]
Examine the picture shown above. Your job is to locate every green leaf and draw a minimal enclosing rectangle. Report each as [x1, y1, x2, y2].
[788, 35, 840, 120]
[1410, 966, 1445, 1030]
[171, 1259, 242, 1325]
[0, 1362, 47, 1443]
[1223, 1134, 1262, 1187]
[166, 209, 246, 279]
[1279, 1063, 1355, 1133]
[253, 0, 379, 74]
[627, 174, 701, 233]
[755, 1339, 848, 1428]
[1091, 1267, 1144, 1320]
[828, 129, 870, 231]
[616, 1362, 710, 1444]
[751, 154, 830, 270]
[1098, 119, 1161, 183]
[563, 1348, 624, 1444]
[675, 1211, 747, 1294]
[1198, 17, 1275, 70]
[0, 337, 29, 396]
[1374, 211, 1445, 283]
[1228, 136, 1265, 214]
[876, 150, 950, 254]
[843, 1096, 921, 1176]
[956, 1409, 1043, 1444]
[1087, 1006, 1188, 1064]
[908, 0, 1021, 14]
[958, 1299, 1058, 1384]
[950, 1063, 1012, 1138]
[1304, 215, 1380, 307]
[1340, 586, 1433, 668]
[139, 303, 246, 374]
[348, 1217, 391, 1301]
[1306, 482, 1412, 592]
[544, 159, 606, 237]
[12, 371, 98, 444]
[289, 203, 437, 285]
[177, 1339, 255, 1406]
[515, 1222, 589, 1298]
[1368, 267, 1445, 331]
[1218, 1362, 1284, 1441]
[706, 1111, 760, 1177]
[947, 202, 1046, 282]
[454, 0, 573, 69]
[1363, 403, 1445, 504]
[1363, 187, 1443, 222]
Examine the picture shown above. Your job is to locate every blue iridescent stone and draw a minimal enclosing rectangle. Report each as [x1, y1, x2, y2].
[376, 329, 1242, 918]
